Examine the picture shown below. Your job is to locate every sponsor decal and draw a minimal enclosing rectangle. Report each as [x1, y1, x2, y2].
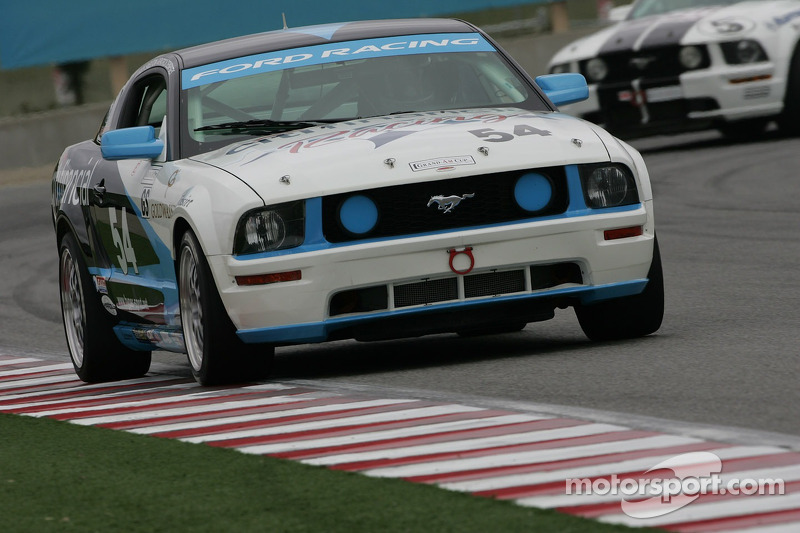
[771, 8, 800, 28]
[141, 188, 176, 219]
[698, 17, 756, 35]
[53, 159, 101, 207]
[93, 276, 108, 295]
[177, 189, 194, 208]
[167, 169, 179, 187]
[229, 111, 540, 161]
[182, 33, 494, 89]
[101, 295, 117, 316]
[410, 155, 475, 172]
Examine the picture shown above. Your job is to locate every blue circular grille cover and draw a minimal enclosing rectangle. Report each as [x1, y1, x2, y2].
[514, 173, 553, 212]
[339, 195, 378, 234]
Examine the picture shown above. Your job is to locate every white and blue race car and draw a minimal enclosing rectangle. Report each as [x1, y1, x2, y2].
[548, 0, 800, 138]
[52, 18, 663, 385]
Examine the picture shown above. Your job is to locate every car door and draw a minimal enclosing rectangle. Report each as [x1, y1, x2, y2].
[89, 70, 179, 329]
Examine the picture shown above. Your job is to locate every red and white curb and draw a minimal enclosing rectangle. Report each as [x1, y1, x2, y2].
[1, 354, 798, 531]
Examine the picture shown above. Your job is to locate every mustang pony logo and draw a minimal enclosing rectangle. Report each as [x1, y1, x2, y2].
[427, 193, 475, 214]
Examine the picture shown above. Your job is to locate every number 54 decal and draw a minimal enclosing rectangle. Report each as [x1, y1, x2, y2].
[469, 124, 551, 142]
[109, 207, 139, 275]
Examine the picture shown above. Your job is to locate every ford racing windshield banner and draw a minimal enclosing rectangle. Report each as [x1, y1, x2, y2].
[181, 33, 495, 89]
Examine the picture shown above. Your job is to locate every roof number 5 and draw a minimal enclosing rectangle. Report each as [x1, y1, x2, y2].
[109, 207, 139, 275]
[469, 124, 551, 142]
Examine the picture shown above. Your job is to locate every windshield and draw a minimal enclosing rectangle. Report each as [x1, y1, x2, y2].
[628, 0, 751, 19]
[180, 32, 546, 157]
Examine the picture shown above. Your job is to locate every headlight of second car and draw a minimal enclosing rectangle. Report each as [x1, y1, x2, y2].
[720, 40, 768, 64]
[583, 58, 608, 82]
[234, 201, 305, 255]
[679, 46, 705, 70]
[579, 164, 639, 209]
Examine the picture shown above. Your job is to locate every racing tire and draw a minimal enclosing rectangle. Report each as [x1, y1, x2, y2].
[718, 118, 768, 142]
[59, 232, 152, 382]
[178, 230, 274, 386]
[576, 238, 664, 342]
[779, 45, 800, 136]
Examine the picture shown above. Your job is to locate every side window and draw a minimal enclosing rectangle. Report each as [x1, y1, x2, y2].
[119, 74, 168, 136]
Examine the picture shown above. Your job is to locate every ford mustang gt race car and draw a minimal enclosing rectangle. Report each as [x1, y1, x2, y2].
[52, 18, 663, 385]
[548, 0, 800, 138]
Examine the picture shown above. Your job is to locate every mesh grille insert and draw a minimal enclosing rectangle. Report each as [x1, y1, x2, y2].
[464, 269, 526, 298]
[394, 278, 458, 308]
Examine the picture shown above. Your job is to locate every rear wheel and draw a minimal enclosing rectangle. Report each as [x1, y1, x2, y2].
[59, 232, 151, 382]
[178, 230, 273, 386]
[576, 238, 664, 341]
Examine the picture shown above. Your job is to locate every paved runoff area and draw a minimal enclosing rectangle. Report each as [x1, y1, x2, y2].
[1, 354, 798, 531]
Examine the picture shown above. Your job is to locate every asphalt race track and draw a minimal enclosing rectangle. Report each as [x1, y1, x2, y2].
[0, 129, 798, 441]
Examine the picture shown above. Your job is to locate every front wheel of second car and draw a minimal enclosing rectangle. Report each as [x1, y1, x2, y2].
[178, 230, 274, 386]
[59, 231, 152, 382]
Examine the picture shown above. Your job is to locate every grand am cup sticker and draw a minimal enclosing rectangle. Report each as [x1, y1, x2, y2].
[101, 295, 117, 316]
[410, 156, 475, 172]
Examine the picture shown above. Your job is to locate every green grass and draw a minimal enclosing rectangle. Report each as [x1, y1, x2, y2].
[0, 413, 636, 532]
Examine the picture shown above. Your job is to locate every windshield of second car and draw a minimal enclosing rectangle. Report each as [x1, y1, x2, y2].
[180, 32, 543, 155]
[628, 0, 752, 19]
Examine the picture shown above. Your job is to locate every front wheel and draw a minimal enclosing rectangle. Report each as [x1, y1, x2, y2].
[178, 230, 274, 385]
[779, 46, 800, 136]
[59, 232, 151, 382]
[576, 238, 664, 341]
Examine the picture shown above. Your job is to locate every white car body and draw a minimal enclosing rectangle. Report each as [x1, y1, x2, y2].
[548, 0, 800, 137]
[52, 19, 663, 385]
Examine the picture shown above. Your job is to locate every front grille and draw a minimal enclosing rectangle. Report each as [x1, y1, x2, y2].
[464, 269, 525, 298]
[394, 278, 458, 308]
[329, 262, 583, 316]
[583, 45, 710, 84]
[322, 167, 568, 243]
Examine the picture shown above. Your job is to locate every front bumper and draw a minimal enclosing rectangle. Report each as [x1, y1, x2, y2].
[209, 200, 656, 345]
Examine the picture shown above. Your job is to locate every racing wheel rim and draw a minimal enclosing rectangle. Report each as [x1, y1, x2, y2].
[179, 241, 204, 372]
[60, 247, 85, 367]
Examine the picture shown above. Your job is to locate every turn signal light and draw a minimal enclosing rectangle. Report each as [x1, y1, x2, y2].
[604, 226, 643, 241]
[235, 270, 301, 286]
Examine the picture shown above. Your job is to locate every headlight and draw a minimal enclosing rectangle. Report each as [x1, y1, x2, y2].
[584, 58, 608, 82]
[679, 46, 704, 69]
[233, 201, 304, 255]
[580, 164, 639, 208]
[720, 40, 767, 64]
[549, 63, 571, 74]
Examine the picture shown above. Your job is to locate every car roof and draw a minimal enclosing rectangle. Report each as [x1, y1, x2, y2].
[172, 18, 479, 69]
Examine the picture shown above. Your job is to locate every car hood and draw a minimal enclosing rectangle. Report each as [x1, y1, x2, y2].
[550, 0, 798, 64]
[189, 108, 612, 203]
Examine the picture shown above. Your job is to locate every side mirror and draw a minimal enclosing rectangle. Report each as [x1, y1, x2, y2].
[101, 126, 164, 160]
[535, 73, 589, 106]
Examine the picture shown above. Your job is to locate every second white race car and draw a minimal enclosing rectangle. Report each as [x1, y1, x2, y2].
[549, 0, 800, 138]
